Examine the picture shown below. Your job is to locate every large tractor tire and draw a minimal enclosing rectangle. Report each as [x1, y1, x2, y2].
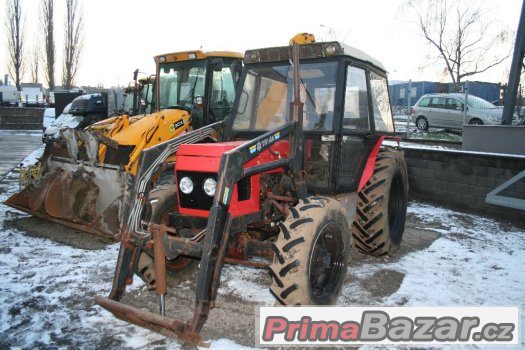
[269, 197, 352, 305]
[136, 184, 195, 289]
[353, 147, 408, 256]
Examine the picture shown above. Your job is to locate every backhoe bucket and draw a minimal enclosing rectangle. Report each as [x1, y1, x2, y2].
[4, 157, 132, 240]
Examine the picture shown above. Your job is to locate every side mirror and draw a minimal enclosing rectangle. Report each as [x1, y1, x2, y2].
[211, 58, 224, 72]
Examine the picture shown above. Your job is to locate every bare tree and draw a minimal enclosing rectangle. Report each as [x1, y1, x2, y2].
[30, 44, 39, 83]
[4, 0, 25, 91]
[41, 0, 55, 89]
[62, 0, 83, 89]
[407, 0, 511, 85]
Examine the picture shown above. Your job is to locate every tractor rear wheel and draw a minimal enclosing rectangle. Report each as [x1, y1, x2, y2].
[352, 148, 408, 256]
[136, 184, 195, 289]
[269, 197, 351, 305]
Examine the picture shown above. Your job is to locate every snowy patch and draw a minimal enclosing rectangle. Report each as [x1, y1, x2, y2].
[219, 265, 274, 305]
[0, 162, 523, 349]
[19, 145, 45, 167]
[341, 201, 525, 348]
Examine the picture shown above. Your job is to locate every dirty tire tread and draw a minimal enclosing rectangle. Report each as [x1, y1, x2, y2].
[282, 237, 305, 252]
[289, 218, 313, 229]
[270, 197, 352, 306]
[352, 147, 408, 256]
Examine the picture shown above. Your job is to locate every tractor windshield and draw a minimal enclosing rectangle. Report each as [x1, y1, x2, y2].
[158, 60, 206, 110]
[232, 61, 338, 132]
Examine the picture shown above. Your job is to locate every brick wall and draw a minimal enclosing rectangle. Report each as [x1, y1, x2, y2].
[404, 147, 525, 222]
[0, 107, 44, 130]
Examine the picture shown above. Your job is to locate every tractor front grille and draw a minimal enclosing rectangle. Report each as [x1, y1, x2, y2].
[177, 171, 217, 211]
[177, 171, 252, 211]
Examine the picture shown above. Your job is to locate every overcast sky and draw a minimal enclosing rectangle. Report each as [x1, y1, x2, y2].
[0, 0, 522, 88]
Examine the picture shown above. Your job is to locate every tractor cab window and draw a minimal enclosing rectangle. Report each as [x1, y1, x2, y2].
[232, 62, 338, 132]
[210, 66, 236, 121]
[343, 66, 369, 130]
[158, 60, 207, 126]
[370, 72, 394, 132]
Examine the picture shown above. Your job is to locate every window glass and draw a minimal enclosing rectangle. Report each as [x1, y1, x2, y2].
[369, 72, 394, 132]
[343, 66, 369, 130]
[418, 97, 430, 107]
[232, 62, 338, 131]
[466, 95, 496, 109]
[158, 60, 206, 110]
[430, 97, 445, 108]
[446, 98, 464, 111]
[210, 66, 236, 121]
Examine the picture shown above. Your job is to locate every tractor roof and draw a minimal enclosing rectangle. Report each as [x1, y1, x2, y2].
[154, 51, 243, 64]
[244, 41, 386, 72]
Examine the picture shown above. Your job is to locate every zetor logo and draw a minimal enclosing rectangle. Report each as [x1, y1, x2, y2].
[257, 307, 519, 346]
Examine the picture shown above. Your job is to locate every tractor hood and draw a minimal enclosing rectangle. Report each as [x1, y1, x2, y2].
[177, 141, 245, 158]
[176, 140, 290, 165]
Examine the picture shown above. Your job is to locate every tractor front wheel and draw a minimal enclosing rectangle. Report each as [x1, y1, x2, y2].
[136, 184, 195, 289]
[269, 197, 351, 305]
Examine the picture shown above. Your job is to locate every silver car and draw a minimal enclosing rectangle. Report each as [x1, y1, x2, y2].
[410, 93, 514, 130]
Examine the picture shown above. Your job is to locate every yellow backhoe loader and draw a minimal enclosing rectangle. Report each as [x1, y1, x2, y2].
[4, 50, 243, 240]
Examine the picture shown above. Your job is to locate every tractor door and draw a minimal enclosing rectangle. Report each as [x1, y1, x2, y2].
[206, 59, 239, 124]
[336, 64, 375, 191]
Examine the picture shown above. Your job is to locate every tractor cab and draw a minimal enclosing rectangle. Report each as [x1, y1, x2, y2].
[155, 51, 243, 129]
[174, 38, 397, 220]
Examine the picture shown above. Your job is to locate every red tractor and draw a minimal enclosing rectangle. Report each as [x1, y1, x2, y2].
[96, 34, 408, 343]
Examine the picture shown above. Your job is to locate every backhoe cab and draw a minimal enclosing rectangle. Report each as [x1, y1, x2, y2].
[4, 50, 243, 239]
[97, 34, 408, 343]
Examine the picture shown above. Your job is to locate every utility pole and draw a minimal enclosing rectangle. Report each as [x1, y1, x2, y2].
[502, 0, 525, 125]
[406, 80, 412, 138]
[463, 81, 469, 125]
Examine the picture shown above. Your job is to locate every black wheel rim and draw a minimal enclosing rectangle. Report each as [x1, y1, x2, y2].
[308, 223, 345, 303]
[388, 172, 404, 244]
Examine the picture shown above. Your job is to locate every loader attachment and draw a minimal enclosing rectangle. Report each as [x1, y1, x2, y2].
[4, 108, 191, 240]
[96, 121, 297, 343]
[4, 151, 132, 240]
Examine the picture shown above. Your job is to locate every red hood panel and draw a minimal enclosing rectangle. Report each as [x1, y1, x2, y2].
[177, 141, 245, 158]
[177, 140, 290, 161]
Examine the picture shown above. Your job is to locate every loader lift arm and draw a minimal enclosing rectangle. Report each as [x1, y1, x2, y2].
[96, 120, 299, 343]
[96, 45, 307, 343]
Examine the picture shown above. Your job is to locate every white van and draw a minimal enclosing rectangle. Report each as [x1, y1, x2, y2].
[0, 85, 20, 106]
[21, 84, 44, 106]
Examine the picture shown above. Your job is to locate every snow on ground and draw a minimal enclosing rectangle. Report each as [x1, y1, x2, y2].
[341, 202, 525, 348]
[0, 162, 523, 348]
[0, 130, 42, 136]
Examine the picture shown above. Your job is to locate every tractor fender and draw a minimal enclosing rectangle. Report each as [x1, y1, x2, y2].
[357, 135, 401, 192]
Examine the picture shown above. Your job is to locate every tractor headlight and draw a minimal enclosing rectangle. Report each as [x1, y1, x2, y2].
[179, 176, 194, 194]
[203, 178, 217, 197]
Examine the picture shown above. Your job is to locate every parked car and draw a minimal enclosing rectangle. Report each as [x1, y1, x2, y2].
[410, 93, 517, 130]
